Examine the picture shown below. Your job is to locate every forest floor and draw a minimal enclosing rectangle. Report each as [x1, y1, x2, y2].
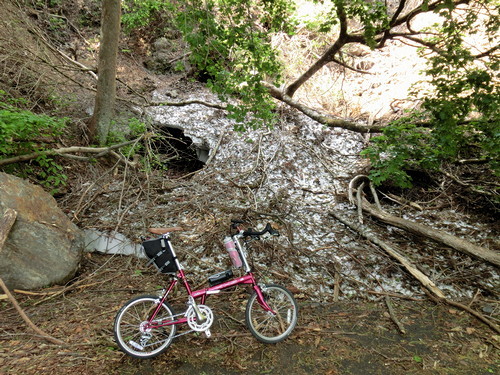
[0, 253, 498, 375]
[0, 2, 498, 374]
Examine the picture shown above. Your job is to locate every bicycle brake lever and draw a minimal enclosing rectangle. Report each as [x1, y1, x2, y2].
[269, 228, 280, 236]
[265, 223, 280, 236]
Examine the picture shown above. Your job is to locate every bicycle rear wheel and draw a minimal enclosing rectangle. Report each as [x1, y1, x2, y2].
[114, 295, 177, 358]
[245, 284, 298, 344]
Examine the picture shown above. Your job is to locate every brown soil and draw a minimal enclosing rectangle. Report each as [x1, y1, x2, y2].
[0, 253, 498, 375]
[0, 2, 498, 374]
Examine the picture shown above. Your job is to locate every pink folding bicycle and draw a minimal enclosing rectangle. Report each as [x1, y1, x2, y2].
[113, 220, 298, 359]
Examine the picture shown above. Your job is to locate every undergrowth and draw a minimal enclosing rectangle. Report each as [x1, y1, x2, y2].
[0, 90, 68, 193]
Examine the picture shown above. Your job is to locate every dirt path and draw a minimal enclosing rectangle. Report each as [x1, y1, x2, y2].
[0, 254, 498, 375]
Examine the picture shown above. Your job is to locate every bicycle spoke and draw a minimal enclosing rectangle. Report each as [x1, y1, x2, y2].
[246, 285, 298, 344]
[114, 295, 177, 358]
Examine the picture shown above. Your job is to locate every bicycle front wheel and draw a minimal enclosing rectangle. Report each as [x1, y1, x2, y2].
[245, 284, 298, 344]
[113, 295, 177, 359]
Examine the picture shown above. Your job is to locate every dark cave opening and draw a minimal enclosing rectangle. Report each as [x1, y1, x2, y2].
[153, 126, 208, 174]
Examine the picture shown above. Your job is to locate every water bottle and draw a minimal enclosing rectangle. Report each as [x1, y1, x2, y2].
[224, 237, 242, 268]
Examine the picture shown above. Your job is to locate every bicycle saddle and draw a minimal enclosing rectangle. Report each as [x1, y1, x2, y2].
[148, 227, 184, 235]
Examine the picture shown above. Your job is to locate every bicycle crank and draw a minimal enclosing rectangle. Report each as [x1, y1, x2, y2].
[186, 304, 214, 334]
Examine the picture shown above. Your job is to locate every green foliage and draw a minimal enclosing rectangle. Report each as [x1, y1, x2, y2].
[319, 0, 390, 48]
[361, 113, 438, 188]
[107, 118, 147, 157]
[122, 0, 294, 130]
[122, 0, 173, 34]
[35, 155, 68, 190]
[344, 0, 390, 48]
[363, 1, 499, 188]
[175, 0, 294, 129]
[0, 91, 68, 193]
[419, 2, 499, 174]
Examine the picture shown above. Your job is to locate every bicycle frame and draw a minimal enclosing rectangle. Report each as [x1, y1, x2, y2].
[145, 233, 275, 330]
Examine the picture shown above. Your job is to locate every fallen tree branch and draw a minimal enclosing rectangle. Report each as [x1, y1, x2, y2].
[348, 176, 500, 267]
[362, 201, 500, 267]
[367, 290, 422, 301]
[331, 210, 500, 334]
[148, 99, 227, 110]
[385, 296, 406, 334]
[0, 209, 66, 346]
[205, 130, 226, 165]
[330, 210, 446, 298]
[28, 27, 98, 80]
[33, 273, 118, 306]
[423, 289, 500, 334]
[0, 136, 145, 167]
[0, 278, 66, 346]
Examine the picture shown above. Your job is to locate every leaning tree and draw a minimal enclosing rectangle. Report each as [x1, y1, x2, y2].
[129, 0, 498, 193]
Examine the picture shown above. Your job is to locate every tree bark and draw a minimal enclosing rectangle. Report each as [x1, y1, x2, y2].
[88, 0, 121, 145]
[330, 210, 446, 298]
[263, 83, 385, 133]
[331, 210, 500, 334]
[361, 201, 500, 267]
[0, 137, 144, 167]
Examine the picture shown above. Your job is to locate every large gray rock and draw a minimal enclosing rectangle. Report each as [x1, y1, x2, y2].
[0, 173, 83, 289]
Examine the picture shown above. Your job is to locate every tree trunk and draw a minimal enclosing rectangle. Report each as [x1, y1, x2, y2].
[88, 0, 121, 145]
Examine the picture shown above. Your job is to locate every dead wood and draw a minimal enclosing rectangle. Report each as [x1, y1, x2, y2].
[33, 274, 119, 306]
[149, 99, 227, 110]
[0, 209, 66, 346]
[331, 210, 500, 334]
[423, 290, 500, 334]
[348, 176, 500, 267]
[385, 296, 406, 334]
[0, 136, 144, 167]
[0, 278, 66, 346]
[367, 291, 422, 301]
[330, 210, 446, 299]
[362, 201, 500, 267]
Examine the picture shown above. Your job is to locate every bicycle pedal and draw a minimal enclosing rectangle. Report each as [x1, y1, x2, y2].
[205, 329, 211, 338]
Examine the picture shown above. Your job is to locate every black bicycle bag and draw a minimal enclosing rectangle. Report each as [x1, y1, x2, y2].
[142, 237, 178, 274]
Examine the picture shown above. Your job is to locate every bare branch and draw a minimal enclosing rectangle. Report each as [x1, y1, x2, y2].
[284, 1, 355, 98]
[148, 99, 227, 110]
[0, 136, 145, 167]
[264, 82, 385, 133]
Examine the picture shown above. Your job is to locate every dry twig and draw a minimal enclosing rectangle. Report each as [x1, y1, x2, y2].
[385, 296, 406, 334]
[0, 209, 66, 346]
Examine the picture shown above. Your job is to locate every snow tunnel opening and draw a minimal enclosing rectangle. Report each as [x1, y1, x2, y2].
[153, 126, 207, 174]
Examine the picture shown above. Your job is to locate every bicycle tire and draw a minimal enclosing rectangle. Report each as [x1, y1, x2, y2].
[113, 295, 177, 358]
[245, 284, 298, 344]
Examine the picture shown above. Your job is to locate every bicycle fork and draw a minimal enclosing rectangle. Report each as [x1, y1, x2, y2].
[254, 284, 277, 315]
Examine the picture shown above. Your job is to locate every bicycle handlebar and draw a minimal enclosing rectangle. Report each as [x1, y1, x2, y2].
[242, 223, 279, 238]
[231, 219, 279, 238]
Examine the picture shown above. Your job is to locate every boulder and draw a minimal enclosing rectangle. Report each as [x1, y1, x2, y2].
[0, 172, 83, 289]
